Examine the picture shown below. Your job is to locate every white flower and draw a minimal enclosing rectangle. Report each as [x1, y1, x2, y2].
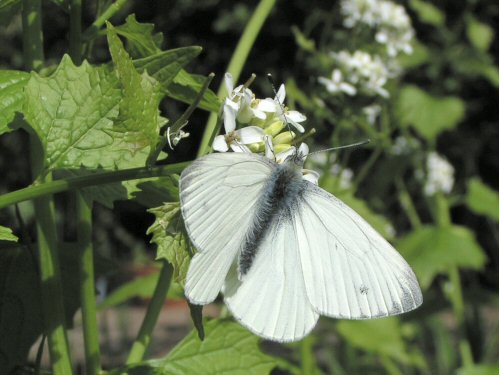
[213, 120, 264, 153]
[329, 163, 354, 189]
[424, 152, 455, 196]
[273, 84, 306, 133]
[332, 50, 390, 98]
[340, 0, 414, 57]
[318, 69, 357, 96]
[362, 104, 381, 125]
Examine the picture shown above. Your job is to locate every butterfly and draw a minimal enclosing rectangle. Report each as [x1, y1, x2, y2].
[179, 146, 422, 342]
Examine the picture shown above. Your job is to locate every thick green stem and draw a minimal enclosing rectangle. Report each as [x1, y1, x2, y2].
[22, 0, 44, 70]
[76, 193, 101, 374]
[0, 161, 190, 210]
[35, 181, 73, 374]
[198, 0, 277, 156]
[69, 0, 83, 64]
[126, 261, 173, 364]
[300, 335, 315, 375]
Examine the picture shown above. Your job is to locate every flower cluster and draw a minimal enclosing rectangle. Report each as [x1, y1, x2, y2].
[320, 51, 392, 98]
[341, 0, 414, 56]
[213, 74, 321, 184]
[423, 152, 455, 196]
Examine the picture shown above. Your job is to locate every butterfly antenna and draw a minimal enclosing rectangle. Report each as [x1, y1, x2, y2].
[306, 140, 371, 157]
[267, 74, 295, 147]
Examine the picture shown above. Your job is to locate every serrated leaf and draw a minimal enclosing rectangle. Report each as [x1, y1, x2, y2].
[336, 319, 425, 367]
[133, 47, 202, 90]
[396, 85, 465, 140]
[398, 225, 486, 289]
[409, 0, 445, 26]
[0, 226, 18, 242]
[110, 319, 278, 375]
[0, 70, 30, 135]
[148, 203, 191, 285]
[127, 175, 179, 208]
[465, 178, 499, 221]
[115, 14, 163, 58]
[107, 24, 163, 161]
[466, 16, 494, 52]
[166, 70, 221, 113]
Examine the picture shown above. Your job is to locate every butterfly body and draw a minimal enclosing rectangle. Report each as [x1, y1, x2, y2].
[180, 152, 422, 342]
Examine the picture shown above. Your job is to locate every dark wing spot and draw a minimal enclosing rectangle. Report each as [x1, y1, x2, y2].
[360, 285, 369, 295]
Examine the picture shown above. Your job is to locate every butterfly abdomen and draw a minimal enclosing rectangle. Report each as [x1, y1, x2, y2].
[238, 161, 307, 277]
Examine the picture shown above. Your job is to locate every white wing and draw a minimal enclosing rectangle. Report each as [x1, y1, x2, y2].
[180, 152, 275, 304]
[295, 184, 422, 319]
[223, 216, 319, 342]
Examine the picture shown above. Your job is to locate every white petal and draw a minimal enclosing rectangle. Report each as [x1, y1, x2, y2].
[252, 108, 267, 120]
[213, 135, 229, 152]
[230, 142, 251, 153]
[302, 169, 320, 185]
[288, 118, 305, 133]
[264, 135, 275, 159]
[276, 84, 286, 104]
[224, 73, 234, 94]
[286, 110, 306, 123]
[256, 98, 277, 112]
[340, 83, 357, 96]
[223, 103, 237, 133]
[236, 126, 264, 144]
[298, 142, 309, 157]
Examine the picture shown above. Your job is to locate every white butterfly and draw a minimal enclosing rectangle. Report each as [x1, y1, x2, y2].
[179, 147, 422, 342]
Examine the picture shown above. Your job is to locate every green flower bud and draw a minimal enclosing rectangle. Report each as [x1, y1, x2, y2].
[264, 120, 285, 136]
[273, 130, 295, 145]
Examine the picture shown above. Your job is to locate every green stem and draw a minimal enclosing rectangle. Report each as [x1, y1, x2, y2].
[198, 0, 277, 156]
[126, 260, 173, 364]
[35, 180, 73, 374]
[82, 0, 129, 41]
[0, 161, 190, 210]
[396, 178, 422, 229]
[352, 147, 382, 189]
[22, 0, 44, 70]
[300, 335, 315, 375]
[69, 0, 83, 64]
[380, 355, 403, 375]
[76, 193, 101, 374]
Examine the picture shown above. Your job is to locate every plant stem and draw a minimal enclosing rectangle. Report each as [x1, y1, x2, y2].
[300, 335, 315, 375]
[69, 0, 83, 64]
[22, 0, 44, 70]
[34, 179, 73, 374]
[198, 0, 277, 156]
[76, 193, 101, 374]
[396, 178, 422, 229]
[82, 0, 129, 41]
[0, 161, 190, 210]
[126, 260, 173, 364]
[352, 147, 382, 189]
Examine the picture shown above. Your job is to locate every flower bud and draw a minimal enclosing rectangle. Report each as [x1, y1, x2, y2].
[264, 120, 285, 136]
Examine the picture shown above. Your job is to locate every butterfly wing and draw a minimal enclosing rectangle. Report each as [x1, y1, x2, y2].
[180, 152, 275, 304]
[295, 184, 422, 319]
[223, 214, 319, 342]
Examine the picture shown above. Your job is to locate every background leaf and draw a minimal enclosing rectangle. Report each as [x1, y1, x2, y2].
[396, 85, 465, 140]
[465, 178, 499, 221]
[0, 225, 18, 242]
[466, 16, 494, 52]
[398, 225, 487, 289]
[0, 70, 30, 135]
[115, 14, 164, 58]
[409, 0, 445, 26]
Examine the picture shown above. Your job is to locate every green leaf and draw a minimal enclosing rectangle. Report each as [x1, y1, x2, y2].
[110, 319, 278, 374]
[0, 70, 30, 135]
[409, 0, 445, 26]
[396, 85, 465, 140]
[127, 175, 180, 208]
[465, 178, 499, 221]
[148, 203, 191, 286]
[107, 24, 164, 162]
[457, 364, 500, 375]
[166, 70, 221, 113]
[115, 14, 163, 58]
[398, 225, 487, 289]
[336, 318, 425, 367]
[466, 16, 494, 52]
[291, 26, 315, 52]
[0, 226, 18, 242]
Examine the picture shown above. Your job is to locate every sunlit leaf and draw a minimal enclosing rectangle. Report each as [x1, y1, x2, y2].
[465, 178, 499, 221]
[148, 203, 191, 286]
[396, 85, 465, 140]
[0, 70, 30, 135]
[0, 226, 18, 242]
[466, 16, 494, 52]
[115, 14, 163, 58]
[409, 0, 445, 26]
[398, 225, 487, 289]
[336, 318, 425, 367]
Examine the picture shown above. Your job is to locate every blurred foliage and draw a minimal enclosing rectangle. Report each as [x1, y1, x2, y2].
[0, 0, 497, 374]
